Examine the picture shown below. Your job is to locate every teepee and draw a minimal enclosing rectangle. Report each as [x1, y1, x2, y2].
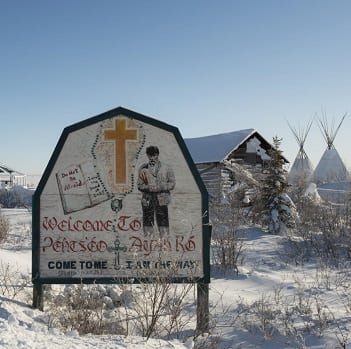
[313, 113, 349, 184]
[288, 120, 314, 185]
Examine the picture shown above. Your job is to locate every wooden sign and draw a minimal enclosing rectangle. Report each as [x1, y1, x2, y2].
[32, 107, 210, 284]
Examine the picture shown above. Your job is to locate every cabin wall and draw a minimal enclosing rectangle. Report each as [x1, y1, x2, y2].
[196, 162, 222, 198]
[193, 134, 283, 201]
[195, 160, 268, 202]
[228, 144, 264, 165]
[227, 136, 271, 166]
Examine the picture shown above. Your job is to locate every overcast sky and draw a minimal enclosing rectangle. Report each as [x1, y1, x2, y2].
[1, 0, 351, 174]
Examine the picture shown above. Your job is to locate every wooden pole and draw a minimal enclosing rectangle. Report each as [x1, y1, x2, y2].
[196, 281, 209, 334]
[33, 284, 44, 311]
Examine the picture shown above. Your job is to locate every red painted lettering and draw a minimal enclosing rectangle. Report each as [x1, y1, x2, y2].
[42, 216, 113, 233]
[117, 216, 142, 232]
[176, 235, 196, 252]
[129, 236, 171, 256]
[41, 236, 108, 253]
[117, 216, 130, 231]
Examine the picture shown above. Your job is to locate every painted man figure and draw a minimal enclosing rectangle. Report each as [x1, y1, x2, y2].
[137, 146, 176, 237]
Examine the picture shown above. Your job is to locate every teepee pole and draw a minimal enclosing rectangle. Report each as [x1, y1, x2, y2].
[287, 119, 313, 160]
[318, 112, 347, 150]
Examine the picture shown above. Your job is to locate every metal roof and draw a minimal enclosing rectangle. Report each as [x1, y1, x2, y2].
[0, 164, 24, 175]
[184, 129, 256, 163]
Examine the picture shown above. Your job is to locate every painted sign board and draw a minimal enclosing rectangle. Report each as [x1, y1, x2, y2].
[32, 107, 209, 284]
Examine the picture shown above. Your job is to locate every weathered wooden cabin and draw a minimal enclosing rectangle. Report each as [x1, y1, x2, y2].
[185, 129, 287, 201]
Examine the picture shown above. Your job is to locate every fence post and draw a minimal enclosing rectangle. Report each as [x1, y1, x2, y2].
[196, 281, 209, 333]
[33, 284, 44, 311]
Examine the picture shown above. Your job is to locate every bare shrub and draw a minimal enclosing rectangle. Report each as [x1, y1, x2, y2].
[234, 277, 341, 347]
[0, 261, 31, 299]
[192, 287, 241, 349]
[282, 236, 312, 266]
[46, 284, 126, 335]
[291, 199, 351, 266]
[210, 197, 247, 273]
[116, 258, 197, 340]
[126, 282, 171, 338]
[120, 281, 195, 340]
[211, 229, 245, 274]
[326, 307, 351, 349]
[193, 333, 221, 349]
[162, 282, 195, 339]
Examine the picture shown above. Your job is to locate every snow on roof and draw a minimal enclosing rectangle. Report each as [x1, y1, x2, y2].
[0, 164, 15, 173]
[0, 164, 24, 175]
[184, 129, 256, 163]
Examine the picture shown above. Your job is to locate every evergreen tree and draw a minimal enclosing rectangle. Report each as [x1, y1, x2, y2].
[261, 136, 297, 234]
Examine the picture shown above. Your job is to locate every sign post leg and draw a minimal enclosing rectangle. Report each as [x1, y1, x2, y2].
[196, 282, 209, 334]
[33, 284, 44, 311]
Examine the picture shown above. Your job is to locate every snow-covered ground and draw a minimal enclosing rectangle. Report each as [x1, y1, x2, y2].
[1, 208, 351, 348]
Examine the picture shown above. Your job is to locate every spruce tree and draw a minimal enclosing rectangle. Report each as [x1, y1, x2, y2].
[261, 136, 297, 234]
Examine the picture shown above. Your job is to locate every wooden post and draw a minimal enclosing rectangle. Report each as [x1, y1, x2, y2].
[196, 281, 209, 334]
[33, 284, 44, 311]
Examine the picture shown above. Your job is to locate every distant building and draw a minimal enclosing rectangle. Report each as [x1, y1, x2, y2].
[0, 164, 27, 188]
[185, 129, 288, 201]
